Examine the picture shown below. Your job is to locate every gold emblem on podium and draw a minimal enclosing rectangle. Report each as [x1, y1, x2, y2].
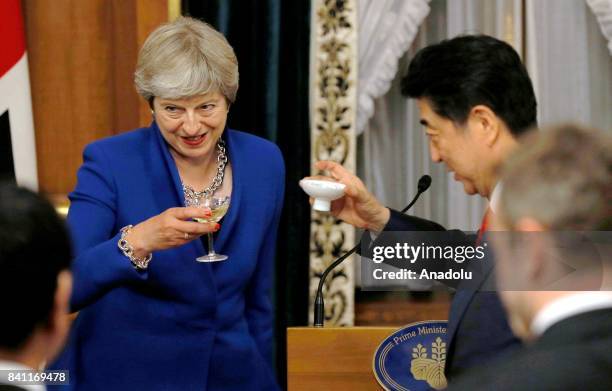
[374, 321, 448, 390]
[410, 337, 448, 390]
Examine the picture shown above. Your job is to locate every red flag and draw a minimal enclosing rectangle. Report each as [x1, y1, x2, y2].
[0, 0, 38, 190]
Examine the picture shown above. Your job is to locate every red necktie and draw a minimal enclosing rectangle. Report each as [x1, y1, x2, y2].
[476, 209, 490, 245]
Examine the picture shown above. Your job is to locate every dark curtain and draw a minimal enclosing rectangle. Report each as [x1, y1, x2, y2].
[183, 1, 311, 388]
[0, 111, 16, 183]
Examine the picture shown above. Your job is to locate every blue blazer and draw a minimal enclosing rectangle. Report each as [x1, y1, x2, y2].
[384, 209, 521, 380]
[50, 123, 284, 391]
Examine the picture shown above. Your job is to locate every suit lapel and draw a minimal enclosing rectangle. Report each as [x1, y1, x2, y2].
[446, 235, 496, 350]
[149, 122, 186, 206]
[447, 209, 495, 345]
[446, 288, 475, 350]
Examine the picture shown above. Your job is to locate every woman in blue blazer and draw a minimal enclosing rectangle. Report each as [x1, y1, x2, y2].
[51, 17, 284, 390]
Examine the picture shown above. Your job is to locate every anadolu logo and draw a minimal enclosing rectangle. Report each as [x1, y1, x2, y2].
[373, 321, 448, 390]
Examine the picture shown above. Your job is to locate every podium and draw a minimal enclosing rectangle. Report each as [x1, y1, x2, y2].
[287, 327, 395, 390]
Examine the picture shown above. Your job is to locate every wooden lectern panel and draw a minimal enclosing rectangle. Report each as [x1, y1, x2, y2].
[287, 327, 395, 390]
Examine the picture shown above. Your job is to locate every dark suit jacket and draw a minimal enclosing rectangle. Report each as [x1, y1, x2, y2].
[449, 308, 612, 390]
[381, 209, 521, 380]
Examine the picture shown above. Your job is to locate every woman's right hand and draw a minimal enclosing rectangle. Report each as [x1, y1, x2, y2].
[124, 207, 219, 258]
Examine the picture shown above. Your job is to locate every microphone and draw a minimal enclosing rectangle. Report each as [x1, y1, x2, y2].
[313, 174, 432, 327]
[400, 175, 431, 213]
[417, 174, 432, 193]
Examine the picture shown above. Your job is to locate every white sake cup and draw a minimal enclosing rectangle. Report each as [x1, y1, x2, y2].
[299, 179, 346, 212]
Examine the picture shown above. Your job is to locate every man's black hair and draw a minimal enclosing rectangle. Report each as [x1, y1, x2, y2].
[402, 35, 537, 136]
[0, 182, 72, 350]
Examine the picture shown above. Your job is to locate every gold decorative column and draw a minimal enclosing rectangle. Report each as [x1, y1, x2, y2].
[309, 0, 357, 326]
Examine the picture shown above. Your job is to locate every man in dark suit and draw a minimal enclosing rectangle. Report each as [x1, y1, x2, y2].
[449, 124, 612, 390]
[0, 183, 73, 390]
[312, 35, 538, 380]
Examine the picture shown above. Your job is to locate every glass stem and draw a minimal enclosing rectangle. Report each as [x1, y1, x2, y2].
[207, 232, 216, 255]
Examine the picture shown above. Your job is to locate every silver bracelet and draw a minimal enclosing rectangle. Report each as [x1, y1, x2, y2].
[118, 225, 152, 270]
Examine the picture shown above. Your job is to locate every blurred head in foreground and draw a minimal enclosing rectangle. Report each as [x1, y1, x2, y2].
[492, 124, 612, 340]
[0, 183, 72, 368]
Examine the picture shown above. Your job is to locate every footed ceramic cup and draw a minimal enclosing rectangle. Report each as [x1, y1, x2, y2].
[299, 179, 346, 212]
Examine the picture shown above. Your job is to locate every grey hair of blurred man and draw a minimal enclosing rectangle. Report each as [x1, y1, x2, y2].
[499, 123, 611, 230]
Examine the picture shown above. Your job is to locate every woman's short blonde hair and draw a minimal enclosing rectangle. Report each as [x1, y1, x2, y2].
[134, 16, 238, 103]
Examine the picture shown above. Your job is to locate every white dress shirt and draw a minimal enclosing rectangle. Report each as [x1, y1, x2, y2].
[530, 292, 612, 337]
[489, 182, 502, 214]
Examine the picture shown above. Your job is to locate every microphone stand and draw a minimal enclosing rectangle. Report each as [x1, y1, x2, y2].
[313, 175, 432, 327]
